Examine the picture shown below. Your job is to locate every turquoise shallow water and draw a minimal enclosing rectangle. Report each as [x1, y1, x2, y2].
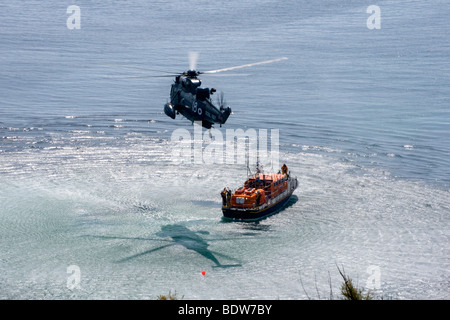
[0, 1, 449, 299]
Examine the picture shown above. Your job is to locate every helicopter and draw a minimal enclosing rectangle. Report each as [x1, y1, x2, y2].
[162, 53, 288, 129]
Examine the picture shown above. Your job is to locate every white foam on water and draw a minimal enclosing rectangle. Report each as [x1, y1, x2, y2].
[1, 140, 448, 299]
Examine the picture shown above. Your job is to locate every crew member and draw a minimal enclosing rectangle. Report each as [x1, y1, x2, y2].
[226, 188, 232, 207]
[221, 188, 227, 206]
[281, 164, 288, 176]
[256, 190, 261, 206]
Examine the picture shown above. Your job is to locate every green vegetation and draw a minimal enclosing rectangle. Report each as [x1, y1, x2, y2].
[159, 265, 379, 300]
[300, 265, 376, 300]
[337, 265, 373, 300]
[157, 290, 182, 300]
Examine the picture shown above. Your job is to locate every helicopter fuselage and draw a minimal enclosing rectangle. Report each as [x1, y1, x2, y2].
[164, 73, 231, 129]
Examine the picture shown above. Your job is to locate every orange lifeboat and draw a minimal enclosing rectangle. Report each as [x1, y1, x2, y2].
[222, 164, 298, 221]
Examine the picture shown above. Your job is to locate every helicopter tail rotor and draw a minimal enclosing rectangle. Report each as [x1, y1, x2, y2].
[217, 91, 227, 110]
[215, 91, 231, 124]
[220, 105, 232, 125]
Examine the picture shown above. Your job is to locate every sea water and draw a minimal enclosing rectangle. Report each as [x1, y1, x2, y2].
[0, 1, 449, 299]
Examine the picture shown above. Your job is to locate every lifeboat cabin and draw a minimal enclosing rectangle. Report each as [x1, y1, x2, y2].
[231, 173, 288, 209]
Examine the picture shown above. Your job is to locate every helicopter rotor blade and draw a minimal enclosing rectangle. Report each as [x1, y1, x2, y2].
[98, 63, 181, 75]
[201, 57, 288, 74]
[199, 73, 251, 77]
[126, 74, 181, 79]
[189, 51, 199, 70]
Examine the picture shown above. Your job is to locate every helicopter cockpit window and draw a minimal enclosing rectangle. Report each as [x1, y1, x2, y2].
[182, 78, 201, 93]
[190, 79, 201, 87]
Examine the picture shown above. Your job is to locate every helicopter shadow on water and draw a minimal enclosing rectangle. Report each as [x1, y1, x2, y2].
[87, 223, 244, 268]
[85, 196, 298, 267]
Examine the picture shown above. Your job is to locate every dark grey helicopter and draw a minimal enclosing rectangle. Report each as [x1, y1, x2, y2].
[163, 53, 287, 129]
